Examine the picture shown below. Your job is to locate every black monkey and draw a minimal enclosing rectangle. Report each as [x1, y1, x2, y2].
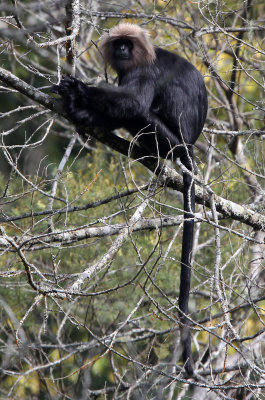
[53, 23, 207, 374]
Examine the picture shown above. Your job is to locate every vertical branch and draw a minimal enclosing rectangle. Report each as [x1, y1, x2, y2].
[64, 0, 81, 75]
[48, 134, 77, 231]
[210, 194, 239, 340]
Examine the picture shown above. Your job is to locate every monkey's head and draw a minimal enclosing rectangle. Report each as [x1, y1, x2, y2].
[100, 23, 156, 72]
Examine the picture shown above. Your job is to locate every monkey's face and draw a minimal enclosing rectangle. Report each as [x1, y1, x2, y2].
[112, 39, 133, 70]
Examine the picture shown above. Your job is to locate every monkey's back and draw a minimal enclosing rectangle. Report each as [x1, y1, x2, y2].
[152, 48, 208, 144]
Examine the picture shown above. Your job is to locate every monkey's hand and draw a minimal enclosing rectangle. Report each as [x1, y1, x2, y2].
[51, 76, 86, 96]
[51, 76, 94, 125]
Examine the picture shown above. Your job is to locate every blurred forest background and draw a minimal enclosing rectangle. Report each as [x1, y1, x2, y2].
[0, 0, 264, 399]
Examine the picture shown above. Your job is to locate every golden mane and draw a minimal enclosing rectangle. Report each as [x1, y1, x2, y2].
[100, 23, 156, 70]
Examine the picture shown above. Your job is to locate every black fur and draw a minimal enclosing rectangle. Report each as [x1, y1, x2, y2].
[53, 45, 207, 375]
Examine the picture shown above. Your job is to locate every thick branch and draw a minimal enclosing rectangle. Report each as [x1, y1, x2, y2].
[0, 67, 264, 230]
[0, 213, 216, 249]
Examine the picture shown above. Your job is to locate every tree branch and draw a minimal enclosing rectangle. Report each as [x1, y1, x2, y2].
[0, 67, 264, 231]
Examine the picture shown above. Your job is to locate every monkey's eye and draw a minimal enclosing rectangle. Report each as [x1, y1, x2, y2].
[113, 39, 133, 60]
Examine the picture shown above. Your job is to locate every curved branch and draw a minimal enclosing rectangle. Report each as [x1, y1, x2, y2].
[0, 67, 264, 231]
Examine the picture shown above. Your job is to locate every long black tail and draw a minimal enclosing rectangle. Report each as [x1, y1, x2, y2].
[178, 150, 195, 375]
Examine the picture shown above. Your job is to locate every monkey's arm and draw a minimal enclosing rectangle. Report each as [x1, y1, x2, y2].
[53, 76, 154, 120]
